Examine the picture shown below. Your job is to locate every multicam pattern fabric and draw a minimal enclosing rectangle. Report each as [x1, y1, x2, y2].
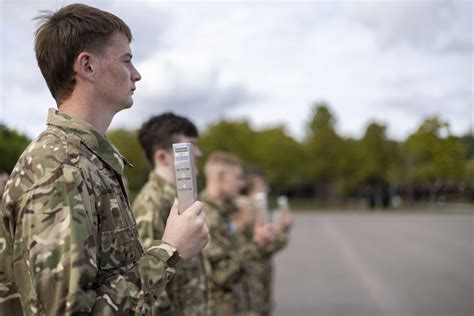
[258, 226, 290, 316]
[0, 108, 179, 316]
[231, 229, 261, 316]
[133, 172, 208, 315]
[200, 192, 259, 316]
[236, 215, 290, 316]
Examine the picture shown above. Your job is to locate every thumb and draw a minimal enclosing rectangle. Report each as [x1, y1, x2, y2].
[168, 198, 179, 218]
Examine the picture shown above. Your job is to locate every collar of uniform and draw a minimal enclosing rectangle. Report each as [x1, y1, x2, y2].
[46, 108, 132, 175]
[200, 191, 238, 217]
[148, 171, 177, 195]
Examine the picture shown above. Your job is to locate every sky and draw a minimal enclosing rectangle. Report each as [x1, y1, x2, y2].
[0, 0, 472, 141]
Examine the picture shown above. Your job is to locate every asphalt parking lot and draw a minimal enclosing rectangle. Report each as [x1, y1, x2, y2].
[273, 211, 474, 316]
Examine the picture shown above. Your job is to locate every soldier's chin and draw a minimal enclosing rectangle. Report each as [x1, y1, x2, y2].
[120, 99, 134, 111]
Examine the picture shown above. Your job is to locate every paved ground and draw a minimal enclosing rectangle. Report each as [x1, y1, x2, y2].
[272, 212, 474, 316]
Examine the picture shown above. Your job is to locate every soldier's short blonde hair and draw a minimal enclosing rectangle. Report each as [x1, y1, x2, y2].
[204, 151, 242, 177]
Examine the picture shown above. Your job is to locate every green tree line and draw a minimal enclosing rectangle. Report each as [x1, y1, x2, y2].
[1, 103, 472, 207]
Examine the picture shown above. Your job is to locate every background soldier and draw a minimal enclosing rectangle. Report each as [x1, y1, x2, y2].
[0, 4, 208, 315]
[245, 167, 293, 315]
[233, 196, 275, 316]
[200, 152, 272, 315]
[133, 113, 208, 315]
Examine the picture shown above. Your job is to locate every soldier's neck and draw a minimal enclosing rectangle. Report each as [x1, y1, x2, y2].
[205, 184, 224, 200]
[154, 166, 176, 185]
[58, 95, 115, 135]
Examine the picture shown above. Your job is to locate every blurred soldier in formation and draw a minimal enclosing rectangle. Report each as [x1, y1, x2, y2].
[0, 4, 209, 315]
[243, 166, 294, 315]
[233, 195, 275, 316]
[200, 152, 273, 315]
[133, 113, 208, 315]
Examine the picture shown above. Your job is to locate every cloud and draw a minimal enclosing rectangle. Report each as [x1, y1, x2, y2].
[106, 1, 172, 61]
[111, 52, 258, 130]
[372, 86, 472, 139]
[0, 1, 471, 142]
[348, 1, 473, 54]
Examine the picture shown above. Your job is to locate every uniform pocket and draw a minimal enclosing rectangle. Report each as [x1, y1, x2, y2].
[98, 226, 141, 270]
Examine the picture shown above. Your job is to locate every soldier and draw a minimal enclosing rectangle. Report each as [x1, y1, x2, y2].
[233, 196, 274, 316]
[200, 152, 272, 315]
[133, 113, 208, 315]
[0, 4, 209, 315]
[245, 167, 293, 315]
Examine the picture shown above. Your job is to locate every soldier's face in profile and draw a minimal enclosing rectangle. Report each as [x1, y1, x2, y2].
[222, 166, 245, 199]
[251, 176, 269, 195]
[93, 32, 141, 113]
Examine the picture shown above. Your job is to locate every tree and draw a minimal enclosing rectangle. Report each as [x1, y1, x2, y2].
[198, 120, 258, 189]
[198, 120, 305, 193]
[355, 122, 400, 208]
[0, 123, 31, 174]
[459, 131, 474, 159]
[305, 103, 347, 200]
[404, 117, 465, 202]
[307, 103, 336, 138]
[463, 158, 474, 200]
[253, 126, 306, 193]
[198, 120, 258, 165]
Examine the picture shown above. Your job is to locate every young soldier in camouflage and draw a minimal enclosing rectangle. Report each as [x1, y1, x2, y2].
[133, 113, 208, 315]
[200, 152, 273, 315]
[0, 4, 209, 315]
[245, 167, 293, 315]
[233, 196, 274, 316]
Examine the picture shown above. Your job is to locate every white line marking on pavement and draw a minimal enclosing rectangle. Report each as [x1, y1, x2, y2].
[321, 218, 399, 314]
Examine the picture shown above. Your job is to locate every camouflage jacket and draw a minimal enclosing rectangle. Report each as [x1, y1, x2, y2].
[200, 192, 259, 316]
[0, 109, 180, 316]
[133, 172, 207, 315]
[258, 225, 290, 315]
[237, 230, 266, 316]
[261, 224, 289, 258]
[235, 218, 289, 315]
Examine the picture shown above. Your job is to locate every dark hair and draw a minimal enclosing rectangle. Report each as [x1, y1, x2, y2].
[243, 165, 267, 194]
[138, 112, 199, 166]
[34, 3, 132, 104]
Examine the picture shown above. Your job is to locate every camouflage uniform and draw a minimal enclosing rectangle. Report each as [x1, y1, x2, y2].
[133, 172, 207, 315]
[258, 226, 289, 316]
[200, 192, 259, 316]
[236, 226, 265, 316]
[237, 215, 289, 316]
[0, 109, 181, 316]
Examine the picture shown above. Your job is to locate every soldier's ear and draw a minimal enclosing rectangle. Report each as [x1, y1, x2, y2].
[75, 52, 95, 81]
[217, 169, 226, 183]
[154, 148, 172, 166]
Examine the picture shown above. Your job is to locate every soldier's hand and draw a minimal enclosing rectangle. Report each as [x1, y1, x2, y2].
[162, 199, 209, 260]
[281, 210, 294, 230]
[253, 223, 275, 246]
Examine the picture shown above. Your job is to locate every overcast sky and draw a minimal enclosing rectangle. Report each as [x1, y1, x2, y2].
[0, 0, 472, 141]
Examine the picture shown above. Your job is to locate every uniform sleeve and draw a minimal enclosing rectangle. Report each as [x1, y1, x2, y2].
[203, 223, 258, 287]
[0, 203, 23, 316]
[132, 189, 174, 313]
[261, 226, 289, 257]
[17, 165, 177, 315]
[132, 188, 171, 251]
